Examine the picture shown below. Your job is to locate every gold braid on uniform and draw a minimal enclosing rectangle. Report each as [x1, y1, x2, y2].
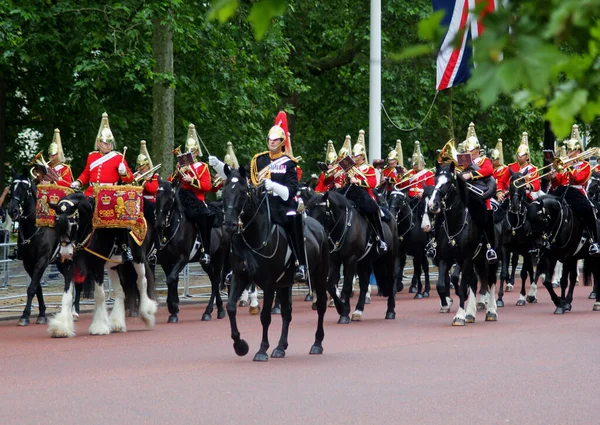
[250, 151, 268, 186]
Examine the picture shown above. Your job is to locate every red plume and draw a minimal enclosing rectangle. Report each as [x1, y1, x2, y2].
[274, 111, 293, 156]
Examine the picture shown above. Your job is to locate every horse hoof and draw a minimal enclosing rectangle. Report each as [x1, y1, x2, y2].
[217, 310, 226, 319]
[271, 348, 286, 359]
[552, 282, 559, 289]
[239, 300, 248, 307]
[505, 285, 514, 292]
[253, 352, 269, 362]
[496, 299, 504, 308]
[485, 312, 498, 322]
[593, 302, 600, 311]
[312, 303, 317, 311]
[304, 294, 313, 302]
[328, 299, 335, 307]
[516, 300, 526, 306]
[589, 292, 597, 300]
[526, 296, 537, 304]
[17, 317, 30, 326]
[397, 283, 404, 293]
[423, 292, 430, 298]
[452, 318, 466, 326]
[271, 307, 281, 315]
[234, 340, 249, 357]
[309, 345, 323, 355]
[385, 312, 396, 320]
[414, 293, 423, 300]
[365, 297, 371, 305]
[167, 315, 179, 323]
[439, 307, 451, 313]
[465, 314, 475, 323]
[351, 313, 363, 322]
[249, 306, 260, 315]
[338, 316, 350, 324]
[36, 317, 48, 325]
[476, 303, 486, 312]
[201, 313, 211, 321]
[554, 307, 565, 315]
[409, 286, 417, 294]
[564, 303, 572, 312]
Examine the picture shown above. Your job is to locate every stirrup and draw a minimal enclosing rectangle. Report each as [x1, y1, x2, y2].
[485, 245, 497, 264]
[294, 265, 307, 283]
[426, 241, 436, 258]
[378, 240, 388, 253]
[224, 271, 232, 285]
[122, 246, 133, 263]
[200, 253, 211, 265]
[589, 242, 600, 257]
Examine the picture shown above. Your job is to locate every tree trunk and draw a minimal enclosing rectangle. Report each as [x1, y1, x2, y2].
[0, 78, 6, 189]
[152, 17, 175, 178]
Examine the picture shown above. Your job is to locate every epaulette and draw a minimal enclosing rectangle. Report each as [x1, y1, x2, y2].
[286, 154, 299, 164]
[252, 151, 270, 161]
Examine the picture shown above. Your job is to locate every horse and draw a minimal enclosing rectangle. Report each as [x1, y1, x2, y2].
[154, 178, 229, 323]
[222, 167, 330, 361]
[584, 171, 600, 299]
[496, 170, 538, 307]
[526, 190, 600, 313]
[387, 190, 431, 298]
[48, 192, 157, 337]
[300, 187, 398, 323]
[423, 162, 499, 325]
[7, 173, 83, 326]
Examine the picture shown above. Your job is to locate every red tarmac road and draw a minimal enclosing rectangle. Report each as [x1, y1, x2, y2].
[0, 286, 598, 425]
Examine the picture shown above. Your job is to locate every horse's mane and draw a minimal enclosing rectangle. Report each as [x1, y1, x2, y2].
[327, 190, 354, 209]
[301, 188, 324, 210]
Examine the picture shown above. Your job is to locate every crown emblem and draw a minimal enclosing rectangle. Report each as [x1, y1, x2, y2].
[49, 193, 60, 204]
[127, 191, 137, 200]
[101, 194, 112, 205]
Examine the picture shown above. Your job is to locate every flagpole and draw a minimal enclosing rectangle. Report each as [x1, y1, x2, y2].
[369, 0, 381, 163]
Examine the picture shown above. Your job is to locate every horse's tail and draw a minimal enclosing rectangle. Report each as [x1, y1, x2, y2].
[583, 257, 595, 287]
[372, 256, 396, 297]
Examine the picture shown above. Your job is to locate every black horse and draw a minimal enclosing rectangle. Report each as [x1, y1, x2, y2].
[300, 187, 398, 323]
[584, 171, 600, 300]
[387, 190, 431, 298]
[7, 174, 82, 326]
[424, 162, 499, 325]
[48, 192, 157, 337]
[496, 170, 538, 307]
[155, 178, 229, 323]
[527, 190, 600, 314]
[222, 167, 330, 361]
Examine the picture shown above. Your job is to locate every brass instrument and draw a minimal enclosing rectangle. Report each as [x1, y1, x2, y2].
[29, 151, 60, 182]
[513, 147, 599, 189]
[394, 167, 435, 190]
[133, 164, 161, 184]
[212, 175, 224, 189]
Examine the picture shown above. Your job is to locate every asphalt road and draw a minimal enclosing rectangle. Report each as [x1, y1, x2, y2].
[0, 285, 598, 425]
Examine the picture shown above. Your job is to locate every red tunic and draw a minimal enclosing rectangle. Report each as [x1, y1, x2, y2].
[348, 163, 377, 201]
[51, 163, 74, 188]
[297, 165, 303, 182]
[553, 161, 591, 196]
[401, 169, 434, 198]
[179, 161, 211, 201]
[141, 174, 159, 202]
[504, 162, 540, 200]
[382, 166, 401, 192]
[76, 151, 133, 196]
[470, 156, 493, 209]
[493, 165, 509, 198]
[314, 172, 334, 193]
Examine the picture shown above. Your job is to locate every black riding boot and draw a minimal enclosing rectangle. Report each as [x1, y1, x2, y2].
[585, 208, 600, 256]
[121, 230, 133, 263]
[287, 213, 307, 283]
[370, 211, 388, 253]
[198, 215, 214, 266]
[485, 210, 497, 264]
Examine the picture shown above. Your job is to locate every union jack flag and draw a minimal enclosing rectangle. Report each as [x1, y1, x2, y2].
[434, 0, 498, 91]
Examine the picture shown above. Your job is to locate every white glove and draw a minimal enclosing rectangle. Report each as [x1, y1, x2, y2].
[118, 163, 127, 176]
[70, 181, 81, 190]
[264, 178, 289, 201]
[208, 155, 226, 179]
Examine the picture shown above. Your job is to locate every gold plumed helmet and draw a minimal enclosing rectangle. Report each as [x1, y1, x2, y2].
[411, 141, 425, 171]
[388, 139, 404, 166]
[224, 141, 240, 169]
[48, 128, 65, 164]
[464, 122, 480, 152]
[516, 132, 530, 157]
[325, 140, 337, 165]
[136, 140, 153, 169]
[490, 138, 504, 165]
[566, 124, 583, 151]
[267, 125, 286, 143]
[338, 135, 352, 160]
[352, 129, 368, 163]
[437, 139, 458, 165]
[186, 124, 202, 156]
[95, 112, 115, 150]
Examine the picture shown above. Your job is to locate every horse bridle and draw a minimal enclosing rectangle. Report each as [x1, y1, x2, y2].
[10, 179, 35, 220]
[56, 199, 92, 251]
[324, 198, 352, 253]
[156, 185, 182, 249]
[390, 190, 415, 240]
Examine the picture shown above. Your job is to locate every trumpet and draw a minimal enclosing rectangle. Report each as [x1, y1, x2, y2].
[393, 168, 435, 190]
[513, 147, 599, 189]
[133, 164, 161, 184]
[29, 151, 61, 182]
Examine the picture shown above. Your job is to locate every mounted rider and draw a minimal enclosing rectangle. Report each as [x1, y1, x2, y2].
[397, 141, 434, 200]
[459, 122, 497, 263]
[550, 124, 600, 256]
[315, 140, 338, 193]
[343, 130, 388, 253]
[172, 124, 214, 266]
[490, 138, 509, 202]
[135, 140, 159, 203]
[379, 140, 405, 193]
[242, 111, 307, 283]
[501, 132, 540, 202]
[210, 141, 239, 193]
[38, 129, 74, 188]
[71, 112, 134, 263]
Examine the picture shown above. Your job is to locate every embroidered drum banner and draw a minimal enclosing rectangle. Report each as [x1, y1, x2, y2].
[36, 184, 74, 227]
[93, 185, 143, 229]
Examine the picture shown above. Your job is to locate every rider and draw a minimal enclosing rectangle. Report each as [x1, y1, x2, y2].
[40, 129, 74, 188]
[550, 124, 600, 256]
[210, 141, 240, 193]
[136, 140, 159, 203]
[397, 141, 434, 201]
[490, 138, 509, 202]
[343, 130, 388, 253]
[174, 124, 214, 266]
[71, 112, 134, 262]
[502, 132, 540, 202]
[379, 140, 405, 194]
[315, 140, 338, 193]
[460, 122, 497, 263]
[244, 112, 307, 283]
